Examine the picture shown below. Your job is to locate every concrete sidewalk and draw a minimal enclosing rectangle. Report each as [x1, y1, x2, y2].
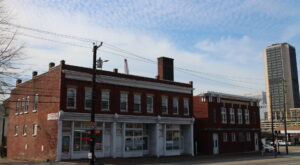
[0, 151, 299, 165]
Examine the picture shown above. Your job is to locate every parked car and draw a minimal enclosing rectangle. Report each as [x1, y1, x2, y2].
[263, 144, 275, 152]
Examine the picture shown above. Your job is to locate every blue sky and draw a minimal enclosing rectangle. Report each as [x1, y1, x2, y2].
[4, 0, 300, 95]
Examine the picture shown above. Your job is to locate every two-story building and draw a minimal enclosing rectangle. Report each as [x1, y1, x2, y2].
[7, 57, 194, 161]
[193, 91, 261, 155]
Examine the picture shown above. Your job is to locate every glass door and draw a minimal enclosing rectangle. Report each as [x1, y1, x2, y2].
[62, 135, 71, 159]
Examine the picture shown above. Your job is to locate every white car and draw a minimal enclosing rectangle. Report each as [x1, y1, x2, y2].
[263, 144, 275, 152]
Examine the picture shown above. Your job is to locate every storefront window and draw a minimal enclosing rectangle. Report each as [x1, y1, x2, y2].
[166, 125, 181, 150]
[125, 123, 147, 151]
[73, 121, 103, 151]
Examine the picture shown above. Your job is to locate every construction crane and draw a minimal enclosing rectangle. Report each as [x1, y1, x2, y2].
[124, 59, 129, 74]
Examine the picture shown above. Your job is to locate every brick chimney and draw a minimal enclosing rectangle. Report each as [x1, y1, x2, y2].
[157, 57, 174, 81]
[49, 62, 55, 70]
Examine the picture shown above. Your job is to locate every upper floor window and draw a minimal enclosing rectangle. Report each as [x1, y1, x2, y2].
[33, 94, 38, 112]
[101, 90, 110, 111]
[161, 96, 168, 114]
[201, 97, 206, 102]
[245, 109, 250, 124]
[183, 98, 189, 116]
[217, 97, 221, 103]
[230, 108, 235, 124]
[231, 133, 236, 142]
[221, 107, 227, 124]
[20, 98, 25, 114]
[120, 92, 128, 112]
[16, 99, 20, 114]
[25, 96, 29, 113]
[173, 98, 179, 115]
[238, 109, 243, 124]
[85, 88, 92, 110]
[133, 94, 141, 113]
[146, 95, 153, 113]
[67, 88, 76, 109]
[23, 125, 28, 136]
[14, 125, 19, 136]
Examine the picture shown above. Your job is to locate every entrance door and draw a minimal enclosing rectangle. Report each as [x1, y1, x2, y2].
[61, 135, 71, 159]
[254, 133, 259, 151]
[212, 133, 219, 155]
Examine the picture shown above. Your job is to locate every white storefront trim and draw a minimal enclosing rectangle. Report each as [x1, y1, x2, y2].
[57, 112, 194, 160]
[63, 70, 193, 94]
[60, 112, 194, 125]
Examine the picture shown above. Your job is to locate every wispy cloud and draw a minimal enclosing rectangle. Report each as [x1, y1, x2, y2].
[4, 0, 300, 95]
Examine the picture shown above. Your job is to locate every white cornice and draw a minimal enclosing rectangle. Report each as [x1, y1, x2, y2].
[60, 112, 194, 125]
[63, 70, 192, 94]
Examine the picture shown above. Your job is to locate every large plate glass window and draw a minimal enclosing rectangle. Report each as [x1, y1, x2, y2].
[166, 125, 181, 150]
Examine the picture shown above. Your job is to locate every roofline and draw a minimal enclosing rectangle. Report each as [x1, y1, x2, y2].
[196, 91, 259, 102]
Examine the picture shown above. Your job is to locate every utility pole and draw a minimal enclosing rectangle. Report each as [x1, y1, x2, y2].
[270, 86, 277, 158]
[282, 79, 289, 154]
[268, 78, 276, 157]
[89, 42, 103, 165]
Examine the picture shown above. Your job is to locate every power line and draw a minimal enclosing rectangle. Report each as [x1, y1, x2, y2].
[2, 22, 265, 90]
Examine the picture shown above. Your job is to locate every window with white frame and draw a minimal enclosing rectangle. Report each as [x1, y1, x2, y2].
[125, 123, 144, 151]
[146, 95, 153, 113]
[161, 96, 168, 114]
[221, 107, 227, 124]
[208, 96, 212, 102]
[217, 97, 221, 103]
[230, 108, 235, 124]
[23, 125, 28, 136]
[245, 109, 250, 124]
[173, 98, 179, 115]
[67, 88, 76, 109]
[73, 121, 103, 151]
[14, 125, 19, 136]
[20, 98, 25, 114]
[238, 109, 243, 124]
[84, 88, 92, 110]
[25, 96, 29, 113]
[32, 124, 38, 136]
[134, 94, 141, 112]
[246, 132, 251, 141]
[120, 92, 128, 112]
[101, 90, 110, 111]
[16, 99, 20, 114]
[231, 133, 236, 142]
[201, 96, 206, 102]
[223, 133, 228, 142]
[33, 94, 38, 112]
[166, 125, 181, 150]
[184, 98, 190, 115]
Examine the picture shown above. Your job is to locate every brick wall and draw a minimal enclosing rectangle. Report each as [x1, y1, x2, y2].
[7, 65, 62, 160]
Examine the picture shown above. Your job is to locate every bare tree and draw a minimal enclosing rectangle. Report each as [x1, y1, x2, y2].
[0, 0, 23, 98]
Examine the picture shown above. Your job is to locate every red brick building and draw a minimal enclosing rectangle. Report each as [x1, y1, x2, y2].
[7, 57, 194, 161]
[193, 91, 261, 155]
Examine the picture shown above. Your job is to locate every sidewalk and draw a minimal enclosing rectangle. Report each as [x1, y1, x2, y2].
[1, 151, 299, 165]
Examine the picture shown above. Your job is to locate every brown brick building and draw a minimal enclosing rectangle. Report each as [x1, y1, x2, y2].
[193, 91, 261, 155]
[7, 57, 194, 160]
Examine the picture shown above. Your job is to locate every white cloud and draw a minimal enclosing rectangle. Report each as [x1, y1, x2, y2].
[3, 0, 268, 96]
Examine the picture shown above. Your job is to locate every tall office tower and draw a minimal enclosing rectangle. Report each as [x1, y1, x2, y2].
[264, 43, 300, 121]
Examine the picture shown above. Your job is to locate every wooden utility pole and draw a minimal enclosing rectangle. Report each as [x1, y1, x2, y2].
[90, 42, 103, 165]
